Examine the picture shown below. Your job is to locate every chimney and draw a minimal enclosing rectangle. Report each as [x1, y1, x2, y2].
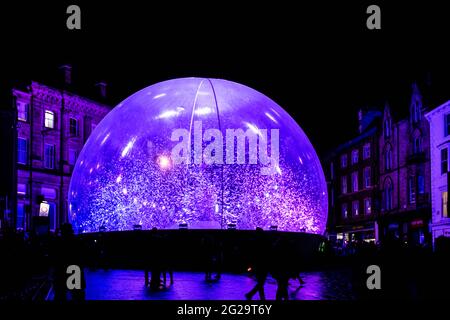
[59, 64, 72, 85]
[95, 81, 107, 99]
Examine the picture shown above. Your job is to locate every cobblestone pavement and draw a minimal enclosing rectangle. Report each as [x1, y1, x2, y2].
[85, 269, 355, 300]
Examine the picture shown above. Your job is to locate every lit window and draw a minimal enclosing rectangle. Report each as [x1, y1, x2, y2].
[44, 144, 55, 169]
[17, 101, 28, 121]
[441, 148, 448, 174]
[409, 177, 416, 204]
[364, 167, 371, 188]
[69, 149, 77, 166]
[351, 150, 359, 165]
[17, 138, 28, 165]
[69, 118, 78, 136]
[352, 171, 358, 192]
[364, 198, 372, 215]
[45, 110, 55, 129]
[341, 176, 347, 194]
[342, 203, 348, 218]
[443, 192, 448, 218]
[363, 143, 371, 160]
[352, 200, 359, 216]
[340, 154, 347, 168]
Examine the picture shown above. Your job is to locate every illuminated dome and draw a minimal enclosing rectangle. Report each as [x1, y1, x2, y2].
[68, 78, 327, 234]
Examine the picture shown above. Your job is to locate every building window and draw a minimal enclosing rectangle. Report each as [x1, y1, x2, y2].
[384, 118, 391, 138]
[44, 144, 55, 169]
[340, 154, 347, 168]
[363, 167, 371, 188]
[418, 175, 425, 194]
[408, 176, 416, 204]
[413, 136, 422, 154]
[363, 143, 371, 160]
[69, 149, 77, 166]
[352, 200, 359, 216]
[341, 176, 347, 194]
[69, 118, 79, 136]
[17, 101, 29, 121]
[443, 192, 448, 218]
[50, 202, 56, 231]
[445, 114, 450, 137]
[17, 183, 27, 195]
[384, 178, 393, 211]
[17, 203, 25, 230]
[17, 138, 28, 165]
[364, 198, 372, 215]
[441, 148, 448, 174]
[351, 150, 359, 165]
[351, 171, 358, 192]
[412, 101, 421, 123]
[330, 162, 334, 180]
[342, 203, 348, 218]
[44, 110, 55, 129]
[385, 147, 392, 171]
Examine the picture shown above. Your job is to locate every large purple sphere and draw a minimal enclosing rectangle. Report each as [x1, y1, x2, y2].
[68, 78, 327, 234]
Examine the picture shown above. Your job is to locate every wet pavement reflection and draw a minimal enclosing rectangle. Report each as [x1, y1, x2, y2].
[84, 269, 355, 300]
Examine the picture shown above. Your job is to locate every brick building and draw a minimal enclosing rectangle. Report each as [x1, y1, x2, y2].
[378, 84, 431, 245]
[327, 109, 381, 244]
[10, 66, 111, 232]
[327, 83, 432, 246]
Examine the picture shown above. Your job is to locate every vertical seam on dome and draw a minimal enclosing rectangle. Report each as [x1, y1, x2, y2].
[188, 79, 206, 163]
[207, 78, 225, 229]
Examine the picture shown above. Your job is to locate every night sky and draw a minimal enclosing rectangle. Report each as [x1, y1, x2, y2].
[2, 1, 450, 157]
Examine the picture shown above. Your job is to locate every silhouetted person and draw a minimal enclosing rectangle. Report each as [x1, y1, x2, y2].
[245, 227, 269, 300]
[161, 233, 174, 287]
[146, 227, 164, 290]
[271, 237, 291, 300]
[202, 234, 216, 282]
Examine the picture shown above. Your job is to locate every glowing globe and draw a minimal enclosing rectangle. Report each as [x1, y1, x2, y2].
[68, 78, 327, 234]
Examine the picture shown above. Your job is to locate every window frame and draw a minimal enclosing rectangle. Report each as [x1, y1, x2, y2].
[351, 149, 359, 165]
[44, 143, 55, 169]
[441, 148, 448, 175]
[69, 117, 79, 136]
[364, 167, 371, 188]
[363, 143, 371, 160]
[17, 137, 28, 165]
[351, 171, 358, 192]
[340, 154, 347, 168]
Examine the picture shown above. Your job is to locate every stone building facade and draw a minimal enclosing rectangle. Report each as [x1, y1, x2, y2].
[13, 77, 110, 232]
[425, 100, 450, 244]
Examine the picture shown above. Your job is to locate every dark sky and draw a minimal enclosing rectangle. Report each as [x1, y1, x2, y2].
[2, 1, 450, 157]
